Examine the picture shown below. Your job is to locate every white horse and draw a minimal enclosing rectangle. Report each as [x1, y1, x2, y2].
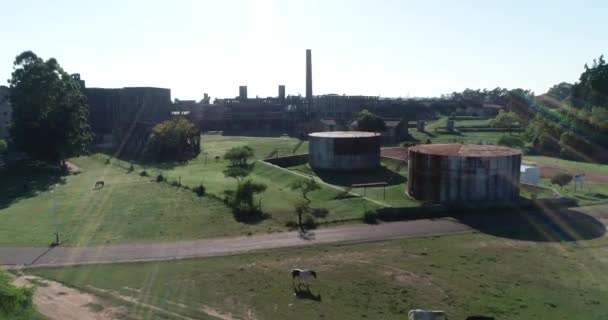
[291, 269, 317, 288]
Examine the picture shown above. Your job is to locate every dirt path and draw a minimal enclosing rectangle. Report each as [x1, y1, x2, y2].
[12, 275, 127, 320]
[1, 204, 606, 269]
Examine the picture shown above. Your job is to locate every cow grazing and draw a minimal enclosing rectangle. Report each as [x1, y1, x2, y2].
[408, 309, 447, 320]
[94, 180, 105, 190]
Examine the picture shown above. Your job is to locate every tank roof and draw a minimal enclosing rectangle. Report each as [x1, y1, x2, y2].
[410, 144, 521, 157]
[309, 131, 380, 138]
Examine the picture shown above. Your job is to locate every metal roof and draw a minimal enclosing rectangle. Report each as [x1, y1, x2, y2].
[410, 144, 521, 157]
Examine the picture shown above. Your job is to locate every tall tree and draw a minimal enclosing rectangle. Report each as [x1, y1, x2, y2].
[290, 178, 321, 231]
[356, 109, 386, 132]
[490, 110, 519, 134]
[546, 82, 573, 101]
[9, 51, 92, 168]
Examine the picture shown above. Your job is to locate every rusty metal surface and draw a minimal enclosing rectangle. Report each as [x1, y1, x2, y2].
[408, 144, 521, 204]
[410, 144, 521, 157]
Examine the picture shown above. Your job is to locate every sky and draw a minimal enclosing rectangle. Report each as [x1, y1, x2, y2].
[1, 0, 606, 100]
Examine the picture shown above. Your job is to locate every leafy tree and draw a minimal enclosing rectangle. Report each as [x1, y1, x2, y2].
[497, 135, 524, 149]
[0, 139, 7, 155]
[490, 110, 519, 134]
[289, 178, 321, 231]
[572, 55, 608, 106]
[224, 179, 267, 213]
[551, 173, 573, 190]
[9, 51, 92, 168]
[356, 109, 386, 132]
[146, 117, 200, 161]
[222, 165, 254, 184]
[546, 82, 573, 100]
[223, 146, 254, 166]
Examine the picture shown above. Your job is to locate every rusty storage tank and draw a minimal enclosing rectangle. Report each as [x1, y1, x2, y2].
[309, 131, 381, 171]
[408, 144, 521, 204]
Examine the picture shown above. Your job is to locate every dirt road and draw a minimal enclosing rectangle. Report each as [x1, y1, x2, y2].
[1, 205, 606, 268]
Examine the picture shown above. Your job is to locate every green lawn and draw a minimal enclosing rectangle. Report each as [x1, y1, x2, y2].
[0, 135, 380, 246]
[539, 178, 608, 206]
[408, 117, 522, 145]
[29, 232, 608, 320]
[525, 156, 608, 175]
[287, 159, 419, 208]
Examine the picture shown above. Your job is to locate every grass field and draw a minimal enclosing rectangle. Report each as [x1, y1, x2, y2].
[525, 156, 608, 175]
[29, 232, 608, 320]
[539, 178, 608, 206]
[0, 135, 380, 246]
[408, 117, 523, 145]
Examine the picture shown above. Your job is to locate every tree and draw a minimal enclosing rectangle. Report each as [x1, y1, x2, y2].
[224, 179, 267, 214]
[551, 173, 573, 190]
[356, 109, 386, 132]
[0, 139, 7, 155]
[223, 146, 254, 166]
[146, 117, 200, 161]
[289, 178, 321, 231]
[222, 165, 254, 184]
[490, 110, 519, 134]
[546, 82, 573, 101]
[9, 51, 92, 168]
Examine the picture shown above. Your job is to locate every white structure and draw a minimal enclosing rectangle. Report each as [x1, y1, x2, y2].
[520, 165, 540, 185]
[0, 86, 11, 139]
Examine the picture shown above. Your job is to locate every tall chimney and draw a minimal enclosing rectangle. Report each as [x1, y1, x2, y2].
[278, 85, 286, 102]
[306, 49, 312, 104]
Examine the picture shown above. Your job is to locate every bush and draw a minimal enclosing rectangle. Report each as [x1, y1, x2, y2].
[303, 215, 318, 229]
[126, 164, 134, 173]
[223, 146, 254, 166]
[139, 170, 148, 177]
[146, 117, 200, 161]
[551, 173, 573, 189]
[285, 220, 299, 229]
[0, 271, 34, 316]
[156, 173, 165, 182]
[363, 210, 378, 224]
[193, 183, 206, 197]
[0, 139, 7, 155]
[497, 135, 525, 149]
[170, 180, 181, 187]
[105, 157, 111, 164]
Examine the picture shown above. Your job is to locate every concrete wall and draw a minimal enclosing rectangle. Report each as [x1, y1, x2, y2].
[408, 151, 521, 204]
[263, 153, 308, 167]
[309, 135, 380, 171]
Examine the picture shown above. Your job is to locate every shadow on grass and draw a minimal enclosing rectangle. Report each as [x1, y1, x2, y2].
[292, 284, 322, 302]
[0, 162, 67, 209]
[96, 149, 188, 171]
[312, 166, 406, 187]
[375, 205, 606, 242]
[232, 209, 270, 224]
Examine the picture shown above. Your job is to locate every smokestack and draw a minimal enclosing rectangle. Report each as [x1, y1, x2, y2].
[278, 85, 285, 102]
[306, 49, 312, 104]
[239, 86, 247, 101]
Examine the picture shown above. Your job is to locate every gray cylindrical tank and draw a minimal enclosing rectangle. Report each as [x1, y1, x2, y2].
[309, 131, 381, 171]
[408, 144, 522, 204]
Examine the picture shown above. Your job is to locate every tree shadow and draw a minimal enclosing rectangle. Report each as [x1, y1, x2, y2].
[310, 208, 329, 218]
[0, 162, 67, 209]
[232, 209, 270, 224]
[292, 284, 322, 302]
[96, 149, 185, 171]
[375, 205, 606, 242]
[312, 166, 406, 187]
[298, 230, 316, 240]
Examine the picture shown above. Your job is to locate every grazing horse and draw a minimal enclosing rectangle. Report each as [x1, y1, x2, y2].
[291, 269, 317, 288]
[94, 180, 105, 190]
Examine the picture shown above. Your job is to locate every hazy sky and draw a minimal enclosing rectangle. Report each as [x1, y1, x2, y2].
[1, 0, 606, 100]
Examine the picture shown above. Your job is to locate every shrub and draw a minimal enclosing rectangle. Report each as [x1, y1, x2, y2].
[551, 173, 573, 189]
[0, 271, 34, 316]
[0, 139, 7, 155]
[156, 173, 165, 182]
[139, 170, 148, 177]
[363, 210, 378, 224]
[105, 157, 111, 164]
[193, 183, 206, 197]
[126, 164, 134, 173]
[146, 117, 200, 161]
[223, 146, 254, 166]
[303, 215, 317, 229]
[285, 220, 299, 229]
[497, 135, 525, 149]
[170, 180, 181, 187]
